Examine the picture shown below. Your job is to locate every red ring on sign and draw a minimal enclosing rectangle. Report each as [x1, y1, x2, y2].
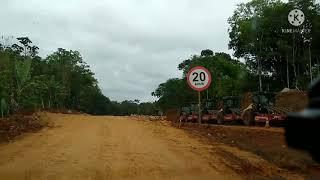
[187, 66, 212, 92]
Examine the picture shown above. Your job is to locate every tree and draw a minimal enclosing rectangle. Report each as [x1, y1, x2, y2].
[201, 49, 214, 56]
[139, 102, 157, 115]
[45, 48, 99, 110]
[228, 0, 320, 90]
[152, 78, 196, 110]
[0, 98, 7, 118]
[0, 52, 12, 115]
[14, 58, 32, 110]
[0, 37, 116, 116]
[153, 51, 251, 111]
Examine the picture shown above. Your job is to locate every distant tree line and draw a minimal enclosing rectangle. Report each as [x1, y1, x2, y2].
[0, 37, 158, 117]
[109, 100, 159, 116]
[152, 0, 320, 111]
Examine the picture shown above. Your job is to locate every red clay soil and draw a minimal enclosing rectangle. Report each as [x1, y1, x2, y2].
[175, 123, 318, 174]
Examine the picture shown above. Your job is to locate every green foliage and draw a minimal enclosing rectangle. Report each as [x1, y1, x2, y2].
[139, 102, 157, 115]
[0, 37, 158, 116]
[153, 51, 251, 111]
[153, 0, 320, 111]
[105, 100, 158, 116]
[152, 78, 196, 110]
[15, 58, 31, 92]
[201, 49, 214, 56]
[180, 52, 251, 97]
[228, 0, 320, 90]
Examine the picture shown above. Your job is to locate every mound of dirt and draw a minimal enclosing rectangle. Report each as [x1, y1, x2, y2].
[177, 123, 317, 175]
[275, 91, 308, 112]
[165, 109, 180, 122]
[0, 112, 52, 143]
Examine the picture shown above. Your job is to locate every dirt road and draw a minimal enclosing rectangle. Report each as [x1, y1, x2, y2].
[0, 114, 303, 180]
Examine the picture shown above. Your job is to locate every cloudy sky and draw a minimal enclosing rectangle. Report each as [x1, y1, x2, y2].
[1, 0, 249, 102]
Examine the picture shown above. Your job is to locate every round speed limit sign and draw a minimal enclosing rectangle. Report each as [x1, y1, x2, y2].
[187, 66, 212, 91]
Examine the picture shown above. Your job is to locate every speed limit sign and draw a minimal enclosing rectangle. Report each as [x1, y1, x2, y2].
[187, 66, 212, 91]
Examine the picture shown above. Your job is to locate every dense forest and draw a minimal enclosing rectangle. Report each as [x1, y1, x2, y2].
[152, 0, 320, 111]
[0, 37, 158, 117]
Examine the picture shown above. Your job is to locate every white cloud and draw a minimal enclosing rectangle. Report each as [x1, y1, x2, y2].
[1, 0, 246, 101]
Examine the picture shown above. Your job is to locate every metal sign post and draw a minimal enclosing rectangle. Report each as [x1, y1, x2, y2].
[186, 66, 212, 124]
[198, 91, 201, 124]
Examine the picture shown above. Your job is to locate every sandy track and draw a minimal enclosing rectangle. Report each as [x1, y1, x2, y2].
[0, 114, 304, 179]
[0, 114, 240, 180]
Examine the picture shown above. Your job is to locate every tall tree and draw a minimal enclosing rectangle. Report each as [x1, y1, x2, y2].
[0, 37, 116, 116]
[228, 0, 320, 90]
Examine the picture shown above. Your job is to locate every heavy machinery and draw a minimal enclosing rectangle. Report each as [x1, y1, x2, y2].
[241, 92, 286, 126]
[179, 99, 220, 123]
[201, 99, 221, 123]
[179, 103, 199, 123]
[180, 97, 241, 124]
[187, 103, 199, 123]
[179, 105, 190, 122]
[217, 96, 242, 124]
[178, 91, 291, 127]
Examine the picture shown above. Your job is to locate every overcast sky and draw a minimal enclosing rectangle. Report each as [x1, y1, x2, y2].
[1, 0, 250, 102]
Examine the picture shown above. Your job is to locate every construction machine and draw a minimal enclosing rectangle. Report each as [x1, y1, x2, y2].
[201, 99, 221, 123]
[241, 92, 286, 126]
[179, 103, 199, 123]
[188, 103, 201, 123]
[179, 98, 220, 123]
[179, 106, 191, 122]
[217, 96, 242, 124]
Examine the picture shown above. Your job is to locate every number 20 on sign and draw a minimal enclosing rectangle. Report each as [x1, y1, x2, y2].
[187, 66, 212, 91]
[187, 66, 212, 124]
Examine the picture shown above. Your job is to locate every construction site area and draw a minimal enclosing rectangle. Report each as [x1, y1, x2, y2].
[0, 70, 318, 179]
[170, 88, 308, 127]
[1, 0, 320, 179]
